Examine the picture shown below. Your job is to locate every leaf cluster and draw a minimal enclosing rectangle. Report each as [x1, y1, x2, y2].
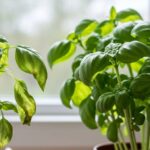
[48, 7, 150, 147]
[0, 36, 47, 147]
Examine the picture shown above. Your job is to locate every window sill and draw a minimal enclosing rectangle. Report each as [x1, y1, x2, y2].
[3, 96, 80, 123]
[5, 115, 81, 123]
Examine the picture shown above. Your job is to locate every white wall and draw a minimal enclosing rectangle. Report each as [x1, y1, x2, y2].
[8, 122, 108, 150]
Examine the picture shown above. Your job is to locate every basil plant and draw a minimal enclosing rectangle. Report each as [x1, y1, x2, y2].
[48, 7, 150, 150]
[0, 37, 47, 148]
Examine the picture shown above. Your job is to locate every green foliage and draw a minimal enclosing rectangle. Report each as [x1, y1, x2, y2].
[0, 35, 47, 148]
[14, 80, 36, 125]
[116, 8, 143, 22]
[60, 78, 75, 108]
[117, 41, 150, 63]
[113, 22, 135, 42]
[107, 121, 118, 142]
[75, 19, 98, 37]
[79, 97, 97, 129]
[85, 34, 103, 52]
[130, 73, 150, 99]
[16, 45, 47, 90]
[134, 113, 145, 125]
[71, 80, 91, 106]
[115, 89, 131, 109]
[95, 20, 115, 37]
[48, 7, 150, 149]
[77, 52, 110, 85]
[109, 6, 117, 20]
[0, 101, 17, 113]
[48, 40, 76, 68]
[0, 118, 12, 148]
[96, 92, 115, 112]
[131, 22, 150, 44]
[139, 58, 150, 74]
[0, 42, 9, 73]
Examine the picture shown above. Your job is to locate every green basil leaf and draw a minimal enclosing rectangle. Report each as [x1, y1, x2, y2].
[93, 73, 110, 91]
[115, 89, 131, 109]
[15, 45, 47, 90]
[0, 42, 9, 73]
[79, 97, 97, 129]
[96, 92, 115, 112]
[131, 22, 150, 44]
[102, 35, 113, 47]
[133, 124, 140, 131]
[131, 59, 145, 72]
[0, 36, 8, 43]
[14, 80, 36, 125]
[60, 78, 75, 108]
[130, 73, 150, 99]
[0, 48, 2, 58]
[67, 32, 78, 43]
[105, 42, 122, 57]
[48, 40, 76, 68]
[85, 34, 104, 52]
[72, 53, 86, 74]
[0, 101, 17, 113]
[134, 113, 145, 125]
[117, 41, 150, 63]
[78, 52, 110, 85]
[0, 118, 13, 148]
[139, 58, 150, 74]
[98, 114, 106, 127]
[116, 8, 142, 22]
[91, 86, 102, 100]
[0, 103, 2, 109]
[95, 20, 115, 37]
[107, 121, 118, 142]
[113, 22, 136, 42]
[75, 19, 98, 37]
[109, 6, 117, 20]
[72, 80, 91, 106]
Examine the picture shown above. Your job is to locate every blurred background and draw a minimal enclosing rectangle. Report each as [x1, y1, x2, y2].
[0, 0, 149, 150]
[0, 0, 149, 99]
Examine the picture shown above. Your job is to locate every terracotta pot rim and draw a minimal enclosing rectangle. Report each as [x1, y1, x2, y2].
[93, 143, 113, 150]
[93, 142, 141, 150]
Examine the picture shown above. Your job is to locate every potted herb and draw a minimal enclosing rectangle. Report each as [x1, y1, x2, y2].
[48, 7, 150, 150]
[0, 36, 47, 148]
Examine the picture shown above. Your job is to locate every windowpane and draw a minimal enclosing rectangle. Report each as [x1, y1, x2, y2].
[0, 0, 149, 103]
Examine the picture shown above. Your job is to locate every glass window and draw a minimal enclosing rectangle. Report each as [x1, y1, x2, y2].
[0, 0, 149, 118]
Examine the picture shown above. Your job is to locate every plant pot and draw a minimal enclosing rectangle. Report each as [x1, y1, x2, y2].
[93, 143, 141, 150]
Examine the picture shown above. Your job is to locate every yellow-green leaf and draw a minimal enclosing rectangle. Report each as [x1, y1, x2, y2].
[75, 19, 98, 37]
[67, 32, 78, 43]
[14, 80, 36, 125]
[95, 20, 115, 37]
[48, 40, 76, 68]
[0, 42, 9, 74]
[72, 80, 91, 106]
[109, 6, 117, 20]
[116, 8, 142, 22]
[0, 101, 17, 113]
[0, 118, 13, 148]
[15, 45, 47, 90]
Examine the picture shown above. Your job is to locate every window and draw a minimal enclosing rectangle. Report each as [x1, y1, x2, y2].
[0, 0, 149, 121]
